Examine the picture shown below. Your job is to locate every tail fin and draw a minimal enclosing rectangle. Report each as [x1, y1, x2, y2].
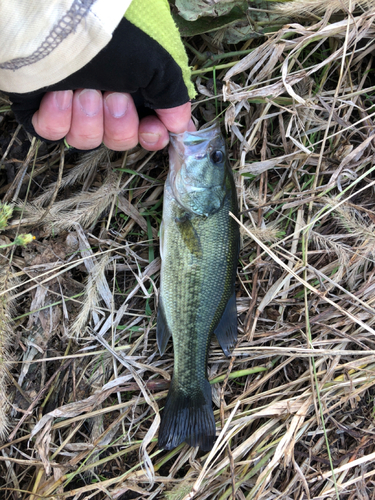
[158, 377, 215, 451]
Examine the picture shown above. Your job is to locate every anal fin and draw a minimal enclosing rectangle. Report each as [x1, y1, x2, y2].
[214, 290, 237, 357]
[157, 297, 172, 355]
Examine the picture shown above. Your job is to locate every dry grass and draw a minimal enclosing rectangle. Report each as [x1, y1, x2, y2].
[1, 1, 375, 499]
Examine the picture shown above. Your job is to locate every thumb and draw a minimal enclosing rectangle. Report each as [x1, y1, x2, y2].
[155, 102, 196, 134]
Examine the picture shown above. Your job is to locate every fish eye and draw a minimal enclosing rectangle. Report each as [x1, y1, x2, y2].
[210, 150, 224, 164]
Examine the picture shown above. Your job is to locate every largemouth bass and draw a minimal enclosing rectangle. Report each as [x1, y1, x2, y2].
[157, 122, 240, 451]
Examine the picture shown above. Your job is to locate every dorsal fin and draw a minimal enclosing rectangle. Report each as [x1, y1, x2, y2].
[214, 291, 237, 357]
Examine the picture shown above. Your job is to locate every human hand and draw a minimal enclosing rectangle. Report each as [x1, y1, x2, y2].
[31, 90, 194, 151]
[7, 2, 196, 152]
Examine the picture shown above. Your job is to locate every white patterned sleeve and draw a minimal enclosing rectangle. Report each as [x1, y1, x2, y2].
[0, 0, 132, 93]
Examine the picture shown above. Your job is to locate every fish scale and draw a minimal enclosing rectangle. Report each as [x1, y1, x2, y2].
[157, 123, 239, 451]
[162, 189, 235, 372]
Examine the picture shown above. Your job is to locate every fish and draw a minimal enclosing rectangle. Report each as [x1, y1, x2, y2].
[157, 122, 240, 451]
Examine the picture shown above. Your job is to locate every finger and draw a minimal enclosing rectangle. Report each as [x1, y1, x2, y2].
[65, 89, 104, 150]
[155, 102, 194, 134]
[103, 92, 139, 151]
[32, 90, 73, 141]
[139, 115, 169, 151]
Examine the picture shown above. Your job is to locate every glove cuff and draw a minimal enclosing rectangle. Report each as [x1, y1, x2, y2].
[125, 0, 196, 100]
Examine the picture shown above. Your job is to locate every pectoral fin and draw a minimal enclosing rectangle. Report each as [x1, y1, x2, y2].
[157, 297, 172, 355]
[176, 214, 202, 258]
[214, 291, 237, 357]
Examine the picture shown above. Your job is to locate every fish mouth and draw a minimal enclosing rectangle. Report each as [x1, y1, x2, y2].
[168, 121, 226, 214]
[168, 121, 223, 183]
[169, 121, 221, 160]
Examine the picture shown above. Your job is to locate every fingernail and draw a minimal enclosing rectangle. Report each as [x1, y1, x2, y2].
[54, 90, 72, 111]
[140, 132, 160, 146]
[78, 89, 101, 117]
[105, 93, 129, 118]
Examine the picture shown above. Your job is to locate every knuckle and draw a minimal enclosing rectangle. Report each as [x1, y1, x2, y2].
[67, 133, 102, 150]
[104, 133, 138, 151]
[35, 122, 69, 140]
